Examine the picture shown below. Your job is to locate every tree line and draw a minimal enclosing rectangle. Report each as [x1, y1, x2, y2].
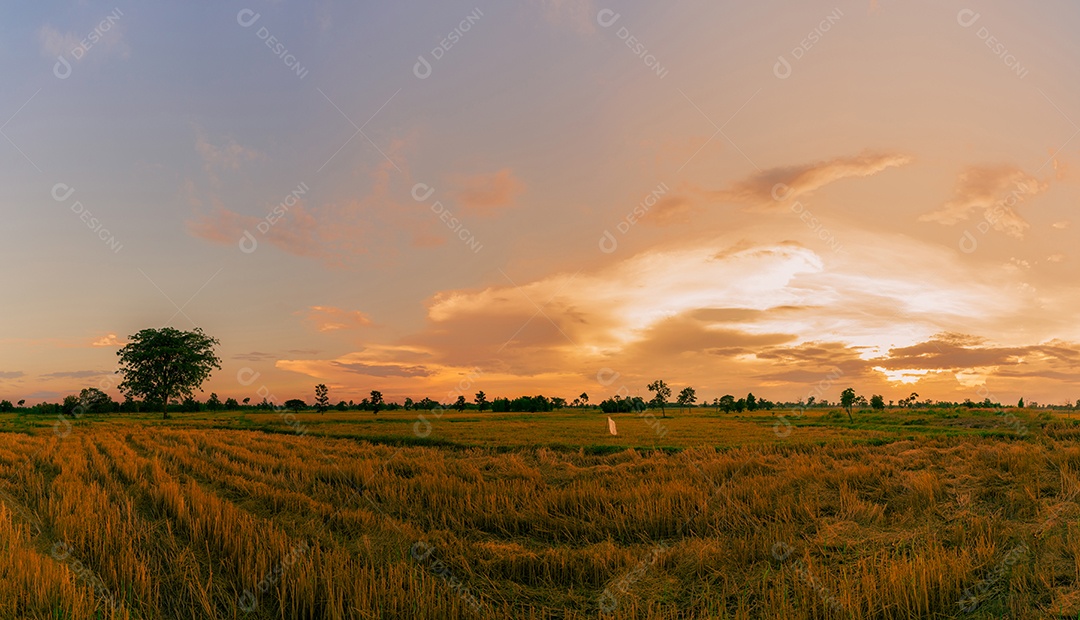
[0, 328, 1057, 419]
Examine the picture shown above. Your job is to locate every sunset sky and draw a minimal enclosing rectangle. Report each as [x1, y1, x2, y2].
[4, 1, 1080, 407]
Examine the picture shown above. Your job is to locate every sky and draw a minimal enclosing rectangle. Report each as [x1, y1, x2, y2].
[3, 0, 1080, 407]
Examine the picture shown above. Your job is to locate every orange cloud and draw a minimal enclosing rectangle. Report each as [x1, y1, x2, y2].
[304, 306, 373, 332]
[449, 168, 525, 216]
[186, 204, 256, 245]
[640, 195, 700, 226]
[919, 165, 1048, 238]
[713, 152, 913, 206]
[91, 333, 123, 347]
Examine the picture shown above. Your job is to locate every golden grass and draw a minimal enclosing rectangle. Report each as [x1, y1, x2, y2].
[0, 412, 1076, 617]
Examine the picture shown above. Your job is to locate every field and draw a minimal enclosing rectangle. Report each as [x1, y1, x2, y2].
[1, 407, 1080, 618]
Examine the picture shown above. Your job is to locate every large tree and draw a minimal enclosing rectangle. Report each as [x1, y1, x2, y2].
[647, 380, 672, 418]
[116, 327, 221, 419]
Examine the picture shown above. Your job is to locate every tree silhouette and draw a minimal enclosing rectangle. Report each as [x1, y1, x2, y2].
[746, 392, 757, 411]
[718, 394, 736, 413]
[284, 399, 306, 413]
[580, 392, 589, 408]
[870, 394, 885, 410]
[116, 327, 220, 419]
[676, 387, 696, 414]
[370, 390, 384, 414]
[206, 392, 222, 411]
[314, 384, 329, 414]
[454, 395, 467, 412]
[647, 380, 672, 418]
[475, 391, 488, 412]
[840, 388, 856, 422]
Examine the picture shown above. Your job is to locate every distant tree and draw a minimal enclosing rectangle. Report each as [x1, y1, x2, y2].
[475, 391, 488, 412]
[120, 396, 141, 413]
[676, 387, 697, 413]
[746, 392, 757, 411]
[507, 395, 553, 412]
[900, 392, 919, 408]
[806, 396, 816, 407]
[840, 388, 856, 422]
[335, 400, 348, 412]
[454, 395, 467, 412]
[370, 390, 384, 414]
[224, 397, 240, 410]
[61, 395, 80, 416]
[870, 394, 885, 410]
[62, 388, 115, 415]
[242, 397, 250, 406]
[284, 399, 306, 413]
[580, 392, 589, 408]
[718, 394, 736, 413]
[205, 392, 222, 411]
[552, 397, 567, 409]
[1018, 397, 1025, 408]
[0, 400, 13, 413]
[314, 384, 330, 414]
[116, 327, 221, 419]
[712, 397, 720, 413]
[16, 400, 24, 407]
[855, 395, 868, 408]
[647, 380, 672, 418]
[181, 396, 201, 412]
[599, 395, 647, 414]
[404, 397, 414, 410]
[734, 398, 746, 413]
